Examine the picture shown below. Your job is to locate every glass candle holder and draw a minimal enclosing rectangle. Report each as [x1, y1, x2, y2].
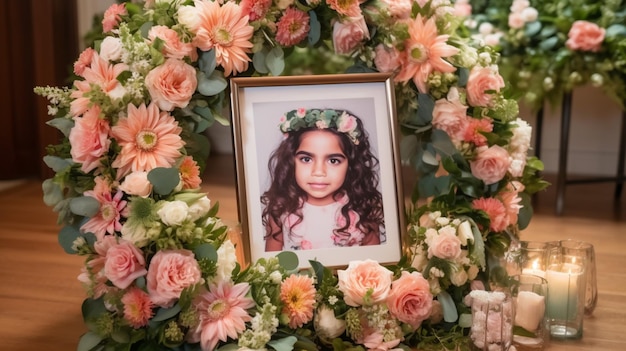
[469, 290, 514, 351]
[512, 274, 549, 350]
[553, 240, 597, 316]
[506, 241, 550, 277]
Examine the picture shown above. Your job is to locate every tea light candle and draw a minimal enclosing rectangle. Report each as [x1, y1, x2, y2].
[515, 291, 545, 331]
[522, 259, 546, 278]
[545, 263, 583, 320]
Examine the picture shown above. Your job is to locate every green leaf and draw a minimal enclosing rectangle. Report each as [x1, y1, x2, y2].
[111, 329, 131, 343]
[517, 193, 533, 230]
[42, 179, 64, 206]
[431, 129, 458, 156]
[458, 313, 472, 328]
[513, 325, 537, 338]
[152, 304, 182, 322]
[70, 196, 100, 217]
[467, 218, 486, 270]
[82, 298, 108, 323]
[148, 167, 180, 195]
[197, 69, 227, 96]
[539, 37, 559, 51]
[607, 24, 626, 38]
[77, 332, 103, 351]
[308, 11, 321, 45]
[198, 50, 217, 77]
[266, 46, 285, 76]
[416, 93, 435, 125]
[43, 155, 72, 173]
[46, 118, 74, 137]
[309, 260, 325, 282]
[524, 21, 541, 37]
[277, 251, 299, 271]
[437, 290, 458, 323]
[58, 225, 82, 254]
[268, 336, 298, 351]
[194, 243, 218, 261]
[252, 49, 269, 74]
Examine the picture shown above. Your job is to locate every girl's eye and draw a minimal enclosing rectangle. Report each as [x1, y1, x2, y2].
[329, 158, 342, 165]
[299, 156, 312, 163]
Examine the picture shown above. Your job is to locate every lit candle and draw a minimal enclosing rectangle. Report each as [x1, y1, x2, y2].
[522, 259, 546, 278]
[545, 263, 583, 321]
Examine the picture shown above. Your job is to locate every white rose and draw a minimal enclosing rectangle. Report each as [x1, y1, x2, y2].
[99, 36, 123, 62]
[157, 200, 189, 226]
[457, 220, 474, 246]
[215, 240, 237, 283]
[119, 171, 152, 197]
[187, 196, 212, 221]
[120, 222, 149, 247]
[521, 7, 538, 22]
[510, 118, 532, 154]
[269, 271, 283, 284]
[314, 305, 346, 341]
[176, 5, 200, 31]
[478, 22, 494, 35]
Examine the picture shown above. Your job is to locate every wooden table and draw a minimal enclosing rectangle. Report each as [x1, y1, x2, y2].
[1, 156, 624, 350]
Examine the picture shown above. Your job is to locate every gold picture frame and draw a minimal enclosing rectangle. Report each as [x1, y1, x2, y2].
[230, 73, 405, 269]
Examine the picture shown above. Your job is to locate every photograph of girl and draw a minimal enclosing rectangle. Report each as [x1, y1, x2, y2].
[261, 108, 385, 252]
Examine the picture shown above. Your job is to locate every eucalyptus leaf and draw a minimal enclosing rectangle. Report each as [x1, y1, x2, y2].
[458, 313, 472, 328]
[58, 225, 82, 254]
[77, 332, 103, 351]
[42, 179, 63, 206]
[308, 11, 321, 45]
[524, 21, 541, 37]
[46, 117, 74, 137]
[194, 243, 218, 261]
[252, 50, 269, 74]
[268, 336, 298, 351]
[517, 193, 533, 230]
[82, 297, 108, 322]
[431, 129, 458, 156]
[111, 329, 131, 343]
[437, 290, 458, 323]
[266, 46, 285, 76]
[539, 37, 559, 51]
[43, 155, 72, 173]
[198, 50, 217, 77]
[148, 167, 180, 195]
[606, 24, 626, 38]
[416, 93, 435, 125]
[467, 218, 486, 270]
[422, 149, 439, 166]
[152, 304, 182, 322]
[197, 70, 227, 96]
[70, 196, 101, 217]
[277, 251, 299, 271]
[139, 21, 154, 39]
[399, 134, 418, 165]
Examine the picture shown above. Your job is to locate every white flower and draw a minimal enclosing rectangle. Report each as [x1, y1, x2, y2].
[314, 305, 346, 341]
[121, 222, 149, 247]
[450, 267, 469, 286]
[457, 220, 474, 246]
[215, 240, 237, 283]
[176, 5, 200, 30]
[269, 270, 283, 284]
[478, 22, 494, 35]
[521, 7, 538, 22]
[119, 171, 152, 197]
[187, 195, 212, 221]
[157, 200, 189, 226]
[99, 36, 123, 62]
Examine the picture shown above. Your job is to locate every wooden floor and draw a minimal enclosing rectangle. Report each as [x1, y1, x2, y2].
[1, 154, 625, 351]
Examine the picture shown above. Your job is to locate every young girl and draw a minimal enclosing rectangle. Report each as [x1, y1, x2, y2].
[261, 108, 385, 251]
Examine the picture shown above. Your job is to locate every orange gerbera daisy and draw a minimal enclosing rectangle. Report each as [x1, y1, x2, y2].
[191, 1, 254, 76]
[395, 14, 460, 93]
[111, 102, 184, 179]
[179, 156, 202, 190]
[280, 274, 316, 329]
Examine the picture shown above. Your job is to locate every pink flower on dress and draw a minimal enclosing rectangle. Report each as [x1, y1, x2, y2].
[395, 14, 459, 93]
[332, 15, 370, 55]
[275, 7, 310, 47]
[111, 102, 184, 179]
[148, 25, 198, 61]
[280, 274, 316, 328]
[121, 286, 154, 328]
[145, 58, 197, 112]
[187, 1, 254, 76]
[146, 250, 202, 308]
[68, 105, 111, 173]
[470, 145, 511, 185]
[240, 0, 272, 21]
[179, 156, 202, 190]
[337, 259, 393, 307]
[102, 3, 127, 32]
[566, 20, 605, 52]
[472, 197, 509, 232]
[188, 282, 255, 351]
[104, 240, 148, 289]
[466, 66, 505, 107]
[387, 271, 433, 329]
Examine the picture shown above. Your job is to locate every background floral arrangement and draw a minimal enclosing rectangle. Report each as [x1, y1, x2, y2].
[35, 0, 547, 350]
[460, 0, 626, 111]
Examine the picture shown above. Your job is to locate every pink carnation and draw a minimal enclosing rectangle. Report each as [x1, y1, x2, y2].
[121, 287, 154, 328]
[470, 145, 511, 185]
[102, 3, 127, 32]
[146, 250, 202, 308]
[74, 47, 95, 76]
[463, 117, 493, 147]
[472, 197, 509, 232]
[387, 271, 433, 329]
[566, 20, 605, 52]
[104, 240, 148, 289]
[276, 7, 310, 47]
[68, 105, 111, 173]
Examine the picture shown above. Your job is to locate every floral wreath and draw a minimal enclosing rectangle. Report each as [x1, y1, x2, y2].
[278, 108, 361, 144]
[34, 1, 548, 351]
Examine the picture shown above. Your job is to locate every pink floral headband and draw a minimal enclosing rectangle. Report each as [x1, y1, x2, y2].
[278, 108, 361, 145]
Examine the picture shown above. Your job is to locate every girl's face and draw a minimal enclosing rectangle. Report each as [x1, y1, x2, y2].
[294, 130, 348, 206]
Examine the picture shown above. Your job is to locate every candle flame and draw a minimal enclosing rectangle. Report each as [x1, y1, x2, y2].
[532, 259, 539, 270]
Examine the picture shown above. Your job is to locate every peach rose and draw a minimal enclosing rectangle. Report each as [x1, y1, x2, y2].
[466, 66, 505, 107]
[119, 171, 152, 197]
[148, 25, 198, 61]
[146, 249, 202, 307]
[332, 15, 370, 55]
[69, 106, 111, 173]
[427, 229, 462, 260]
[387, 271, 433, 329]
[432, 88, 469, 143]
[470, 145, 511, 185]
[507, 12, 525, 29]
[104, 240, 147, 289]
[145, 58, 197, 112]
[374, 44, 401, 73]
[337, 259, 393, 306]
[566, 20, 605, 52]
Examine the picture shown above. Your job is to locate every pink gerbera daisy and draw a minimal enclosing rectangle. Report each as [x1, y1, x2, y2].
[275, 8, 310, 47]
[191, 1, 254, 76]
[121, 287, 154, 328]
[111, 102, 184, 179]
[81, 190, 127, 239]
[189, 282, 255, 351]
[472, 197, 509, 232]
[179, 156, 202, 190]
[280, 274, 316, 328]
[395, 14, 460, 93]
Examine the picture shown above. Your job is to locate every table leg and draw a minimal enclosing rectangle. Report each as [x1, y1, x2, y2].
[555, 92, 573, 216]
[615, 109, 626, 200]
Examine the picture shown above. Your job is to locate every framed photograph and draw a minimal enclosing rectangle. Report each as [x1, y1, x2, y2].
[230, 73, 405, 269]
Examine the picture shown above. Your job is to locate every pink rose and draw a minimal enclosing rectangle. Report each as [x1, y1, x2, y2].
[566, 20, 605, 52]
[119, 171, 152, 197]
[466, 66, 505, 107]
[147, 249, 202, 307]
[379, 0, 412, 19]
[337, 112, 357, 133]
[69, 106, 111, 173]
[145, 58, 198, 112]
[427, 230, 462, 260]
[374, 44, 401, 73]
[453, 0, 472, 17]
[332, 15, 370, 55]
[387, 271, 433, 329]
[149, 25, 198, 61]
[508, 12, 525, 29]
[470, 145, 511, 185]
[337, 259, 393, 306]
[104, 240, 147, 289]
[432, 88, 469, 143]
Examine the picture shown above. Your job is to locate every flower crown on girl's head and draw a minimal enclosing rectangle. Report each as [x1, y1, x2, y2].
[278, 108, 361, 145]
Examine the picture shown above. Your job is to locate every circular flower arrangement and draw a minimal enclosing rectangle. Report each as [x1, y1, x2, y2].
[463, 0, 626, 111]
[35, 0, 547, 350]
